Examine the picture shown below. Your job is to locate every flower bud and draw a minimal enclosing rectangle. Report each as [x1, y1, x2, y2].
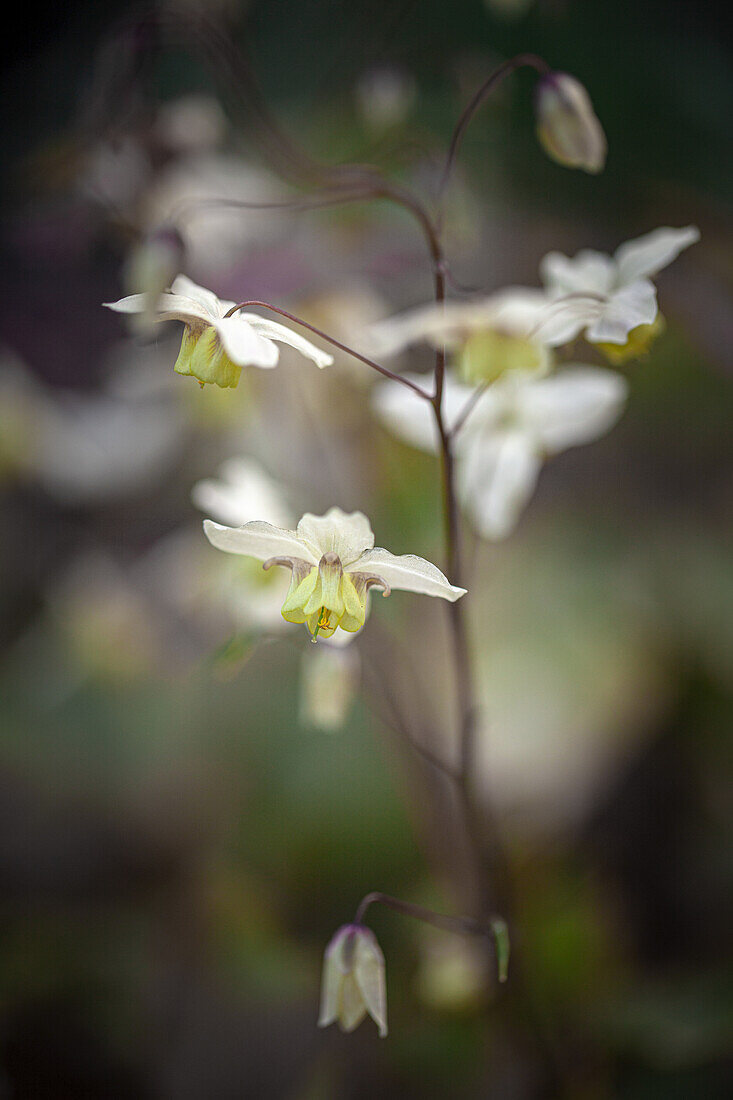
[535, 72, 607, 174]
[318, 924, 387, 1037]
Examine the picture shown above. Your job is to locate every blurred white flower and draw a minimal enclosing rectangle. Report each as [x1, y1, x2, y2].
[80, 137, 150, 208]
[355, 66, 416, 132]
[369, 287, 553, 360]
[374, 367, 627, 539]
[203, 506, 466, 639]
[318, 924, 387, 1037]
[534, 72, 607, 174]
[299, 643, 360, 731]
[105, 274, 333, 388]
[155, 94, 227, 155]
[192, 456, 294, 530]
[141, 154, 285, 278]
[540, 225, 700, 346]
[0, 353, 184, 503]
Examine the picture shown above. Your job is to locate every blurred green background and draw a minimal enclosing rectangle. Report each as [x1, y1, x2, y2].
[1, 1, 731, 1096]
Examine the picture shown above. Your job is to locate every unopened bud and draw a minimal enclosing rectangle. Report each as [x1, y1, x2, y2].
[535, 72, 607, 174]
[318, 924, 387, 1037]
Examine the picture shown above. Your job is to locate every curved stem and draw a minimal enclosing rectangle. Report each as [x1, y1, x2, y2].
[224, 300, 431, 399]
[438, 53, 550, 202]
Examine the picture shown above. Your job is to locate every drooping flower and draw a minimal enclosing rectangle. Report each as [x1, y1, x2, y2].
[203, 506, 466, 639]
[534, 72, 607, 173]
[318, 924, 387, 1037]
[104, 275, 333, 388]
[539, 225, 700, 347]
[374, 367, 627, 539]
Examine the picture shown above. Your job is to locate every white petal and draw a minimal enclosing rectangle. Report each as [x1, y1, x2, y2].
[241, 313, 334, 368]
[527, 295, 603, 346]
[170, 274, 229, 317]
[372, 376, 440, 452]
[373, 373, 473, 449]
[338, 974, 367, 1032]
[614, 225, 700, 285]
[459, 430, 541, 540]
[318, 939, 345, 1029]
[354, 932, 388, 1038]
[349, 548, 465, 600]
[203, 519, 319, 565]
[191, 457, 293, 529]
[540, 249, 617, 295]
[585, 280, 657, 343]
[212, 316, 279, 368]
[103, 292, 211, 327]
[296, 508, 374, 564]
[522, 367, 628, 453]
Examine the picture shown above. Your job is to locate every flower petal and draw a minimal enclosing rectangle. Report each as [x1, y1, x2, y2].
[540, 249, 617, 296]
[459, 430, 541, 540]
[191, 457, 293, 528]
[240, 314, 334, 368]
[296, 508, 374, 564]
[348, 548, 466, 601]
[614, 225, 700, 285]
[211, 316, 279, 369]
[373, 373, 472, 449]
[354, 930, 388, 1038]
[103, 292, 210, 326]
[522, 367, 628, 452]
[203, 519, 319, 565]
[586, 280, 657, 344]
[170, 274, 232, 317]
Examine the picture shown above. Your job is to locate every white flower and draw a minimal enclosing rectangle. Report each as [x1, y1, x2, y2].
[369, 287, 553, 360]
[104, 275, 333, 389]
[318, 924, 387, 1037]
[540, 226, 700, 346]
[0, 352, 184, 504]
[534, 72, 607, 174]
[374, 367, 627, 539]
[191, 456, 294, 530]
[203, 506, 466, 639]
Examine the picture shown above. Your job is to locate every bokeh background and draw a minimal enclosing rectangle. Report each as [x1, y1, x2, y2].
[1, 1, 732, 1096]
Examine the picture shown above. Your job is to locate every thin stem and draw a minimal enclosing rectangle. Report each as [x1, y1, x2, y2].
[355, 891, 495, 939]
[224, 300, 431, 399]
[438, 53, 550, 202]
[450, 381, 490, 438]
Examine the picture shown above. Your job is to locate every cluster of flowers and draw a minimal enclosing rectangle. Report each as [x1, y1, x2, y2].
[103, 66, 699, 1038]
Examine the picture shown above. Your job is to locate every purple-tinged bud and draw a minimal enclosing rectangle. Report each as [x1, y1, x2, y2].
[535, 72, 607, 174]
[318, 924, 387, 1037]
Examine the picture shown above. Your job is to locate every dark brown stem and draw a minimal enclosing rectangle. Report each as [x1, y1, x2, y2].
[438, 53, 550, 202]
[224, 300, 431, 399]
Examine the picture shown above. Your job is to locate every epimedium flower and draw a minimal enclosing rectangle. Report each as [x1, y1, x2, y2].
[104, 274, 333, 389]
[318, 924, 387, 1037]
[369, 288, 557, 379]
[534, 71, 607, 174]
[539, 225, 700, 349]
[203, 506, 466, 640]
[374, 367, 627, 540]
